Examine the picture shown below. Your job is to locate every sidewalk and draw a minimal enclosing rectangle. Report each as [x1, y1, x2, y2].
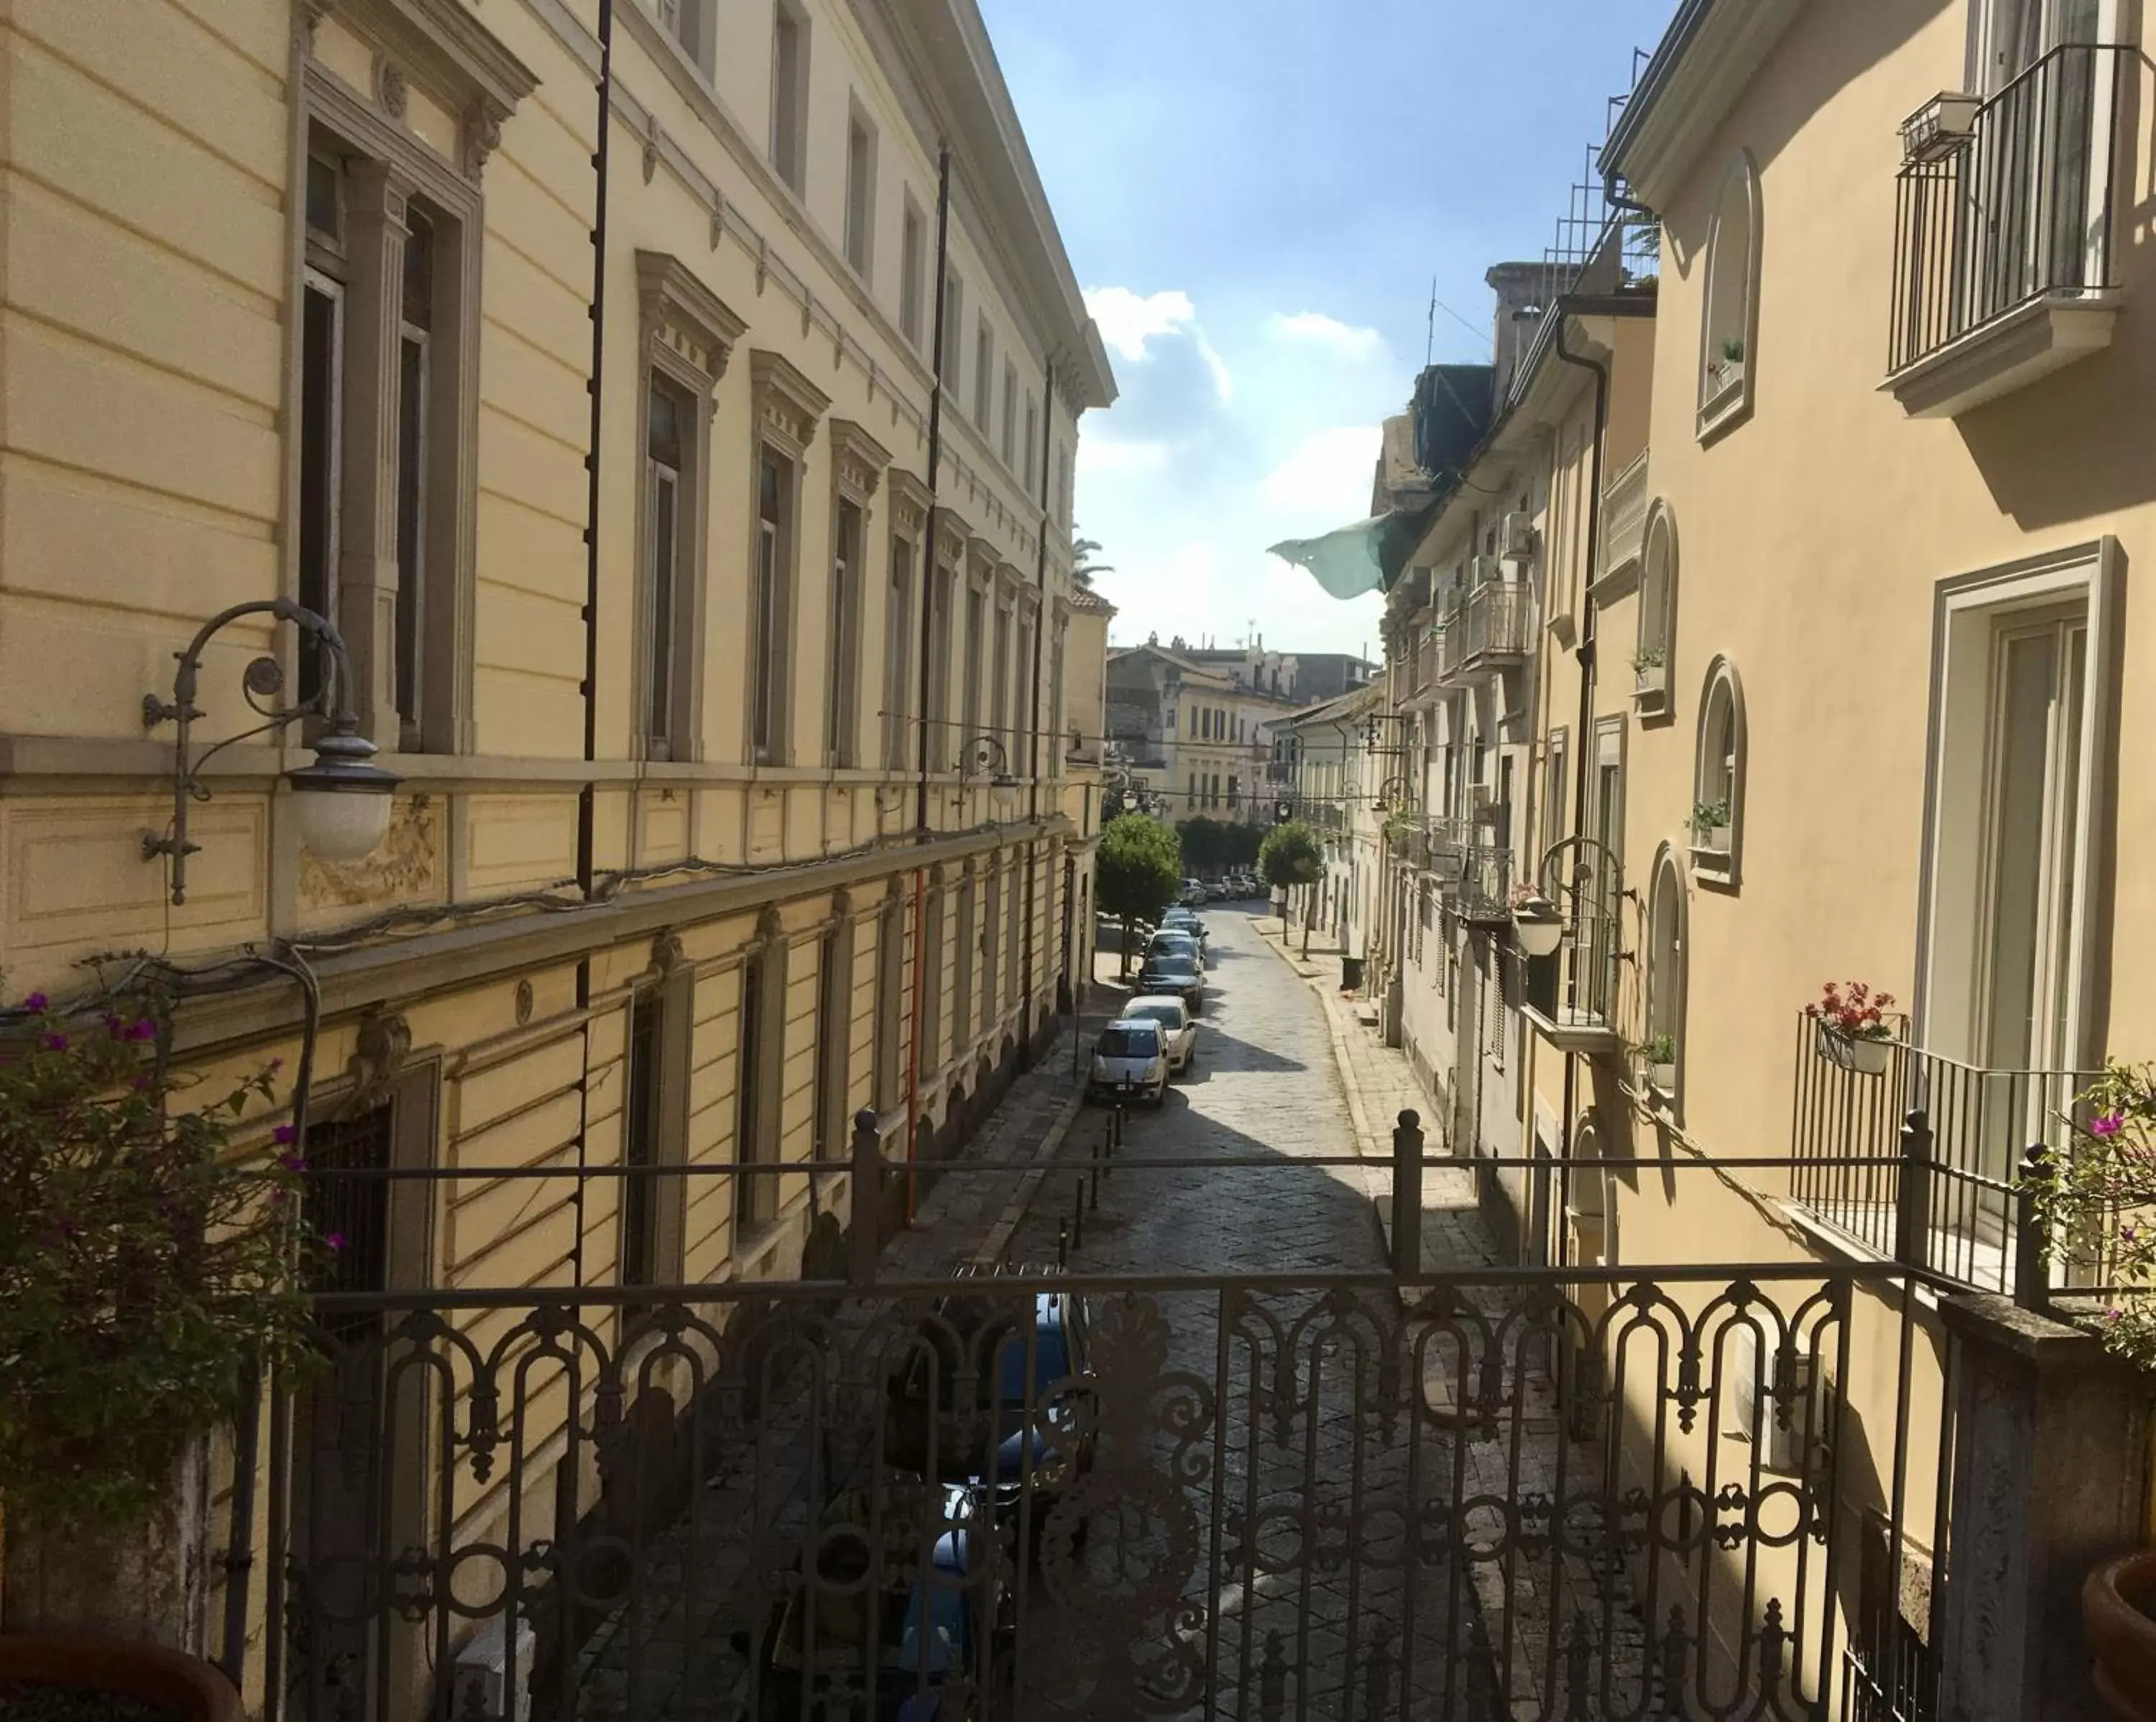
[1253, 921, 1498, 1274]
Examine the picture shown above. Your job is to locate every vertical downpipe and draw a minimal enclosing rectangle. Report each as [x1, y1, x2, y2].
[573, 0, 617, 1287]
[905, 140, 954, 1221]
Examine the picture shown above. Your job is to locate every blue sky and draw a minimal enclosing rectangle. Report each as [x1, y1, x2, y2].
[977, 0, 1676, 656]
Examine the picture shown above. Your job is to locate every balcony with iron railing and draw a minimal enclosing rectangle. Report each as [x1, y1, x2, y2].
[1447, 842, 1512, 927]
[1788, 1011, 2096, 1299]
[1438, 581, 1536, 686]
[1598, 446, 1649, 584]
[1886, 42, 2131, 418]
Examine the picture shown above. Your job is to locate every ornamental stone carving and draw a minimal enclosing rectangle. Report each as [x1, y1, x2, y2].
[828, 419, 891, 505]
[749, 349, 831, 456]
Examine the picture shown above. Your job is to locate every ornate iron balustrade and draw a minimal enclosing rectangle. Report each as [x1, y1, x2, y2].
[1787, 1013, 2096, 1299]
[1456, 843, 1513, 926]
[273, 1260, 1933, 1722]
[1889, 43, 2129, 374]
[1439, 583, 1537, 686]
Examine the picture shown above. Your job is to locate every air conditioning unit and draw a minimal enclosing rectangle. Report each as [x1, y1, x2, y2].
[1498, 511, 1538, 562]
[1470, 553, 1503, 586]
[453, 1615, 536, 1722]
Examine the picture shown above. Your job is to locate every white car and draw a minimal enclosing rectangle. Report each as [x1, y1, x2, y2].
[1089, 1019, 1169, 1106]
[1119, 996, 1197, 1075]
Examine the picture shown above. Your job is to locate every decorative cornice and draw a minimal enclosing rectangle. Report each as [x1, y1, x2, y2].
[750, 348, 831, 453]
[828, 418, 893, 504]
[935, 512, 970, 566]
[965, 535, 1001, 586]
[888, 468, 933, 536]
[636, 250, 748, 390]
[321, 0, 541, 114]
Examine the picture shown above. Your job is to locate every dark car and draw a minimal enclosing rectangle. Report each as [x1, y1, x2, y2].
[885, 1285, 1096, 1554]
[1143, 929, 1204, 973]
[1137, 951, 1203, 1015]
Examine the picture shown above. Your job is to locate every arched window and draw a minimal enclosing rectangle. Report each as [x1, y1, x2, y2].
[1567, 1112, 1613, 1267]
[1699, 152, 1761, 440]
[1634, 501, 1679, 715]
[1645, 845, 1688, 1105]
[1691, 658, 1747, 886]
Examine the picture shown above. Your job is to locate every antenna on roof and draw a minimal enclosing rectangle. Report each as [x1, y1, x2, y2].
[1425, 276, 1437, 368]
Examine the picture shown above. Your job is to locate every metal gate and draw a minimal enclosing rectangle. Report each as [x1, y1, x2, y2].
[275, 1258, 1925, 1722]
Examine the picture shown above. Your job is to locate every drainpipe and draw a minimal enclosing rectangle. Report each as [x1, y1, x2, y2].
[1550, 308, 1609, 1272]
[568, 0, 617, 1290]
[905, 140, 953, 1221]
[1021, 365, 1056, 1065]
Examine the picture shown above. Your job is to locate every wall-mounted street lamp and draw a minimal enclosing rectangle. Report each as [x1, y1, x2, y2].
[1373, 775, 1414, 813]
[961, 734, 1019, 789]
[143, 598, 402, 906]
[1512, 892, 1565, 959]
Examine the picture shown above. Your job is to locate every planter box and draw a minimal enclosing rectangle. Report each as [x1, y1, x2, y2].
[1818, 1028, 1892, 1077]
[1634, 665, 1666, 696]
[1901, 91, 1980, 164]
[1703, 825, 1732, 855]
[1646, 1061, 1678, 1093]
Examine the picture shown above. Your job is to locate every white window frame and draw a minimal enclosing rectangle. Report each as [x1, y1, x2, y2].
[1690, 657, 1747, 888]
[1634, 499, 1680, 717]
[770, 0, 810, 195]
[1697, 150, 1762, 443]
[900, 197, 926, 349]
[842, 100, 876, 281]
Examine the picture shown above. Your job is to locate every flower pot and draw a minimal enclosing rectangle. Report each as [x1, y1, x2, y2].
[1634, 666, 1666, 696]
[1819, 1028, 1892, 1077]
[0, 1636, 244, 1722]
[1646, 1061, 1677, 1093]
[2084, 1549, 2156, 1721]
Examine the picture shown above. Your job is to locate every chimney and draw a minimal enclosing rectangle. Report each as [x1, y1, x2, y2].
[1483, 261, 1547, 407]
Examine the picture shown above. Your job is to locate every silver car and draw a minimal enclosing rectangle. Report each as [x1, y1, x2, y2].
[1118, 996, 1196, 1075]
[1089, 1020, 1168, 1106]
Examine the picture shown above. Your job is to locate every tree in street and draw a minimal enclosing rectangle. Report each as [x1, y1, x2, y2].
[1259, 820, 1323, 951]
[1097, 812, 1182, 976]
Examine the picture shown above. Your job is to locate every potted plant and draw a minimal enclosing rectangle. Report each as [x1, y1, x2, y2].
[1632, 645, 1667, 698]
[1805, 979, 1897, 1075]
[0, 988, 320, 1719]
[1708, 334, 1746, 395]
[1689, 798, 1733, 857]
[1637, 1033, 1678, 1095]
[2035, 1066, 2156, 1717]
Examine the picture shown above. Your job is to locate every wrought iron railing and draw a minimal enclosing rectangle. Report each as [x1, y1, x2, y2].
[274, 1251, 1932, 1722]
[1427, 816, 1472, 881]
[1788, 1013, 2096, 1297]
[1889, 43, 2129, 374]
[1456, 843, 1512, 924]
[1439, 582, 1537, 683]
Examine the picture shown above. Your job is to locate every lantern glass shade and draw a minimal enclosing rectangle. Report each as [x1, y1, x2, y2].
[1514, 902, 1565, 959]
[285, 729, 401, 863]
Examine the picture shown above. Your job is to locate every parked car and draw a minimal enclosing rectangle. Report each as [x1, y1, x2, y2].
[1179, 878, 1206, 906]
[1087, 1018, 1169, 1104]
[1136, 951, 1204, 1016]
[1119, 995, 1196, 1074]
[740, 1481, 1001, 1721]
[1203, 879, 1230, 901]
[1159, 906, 1208, 946]
[1143, 929, 1204, 974]
[883, 1281, 1097, 1556]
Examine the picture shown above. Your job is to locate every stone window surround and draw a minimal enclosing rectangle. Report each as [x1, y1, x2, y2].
[1634, 498, 1681, 722]
[634, 252, 748, 765]
[1691, 655, 1748, 890]
[295, 0, 535, 756]
[826, 418, 893, 770]
[1644, 843, 1689, 1116]
[812, 888, 857, 1160]
[734, 906, 790, 1233]
[746, 349, 833, 768]
[622, 931, 696, 1286]
[883, 469, 932, 772]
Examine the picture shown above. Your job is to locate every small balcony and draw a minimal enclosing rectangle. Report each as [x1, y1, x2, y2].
[1437, 582, 1535, 686]
[1885, 43, 2129, 418]
[1597, 447, 1649, 584]
[1788, 1013, 2096, 1298]
[1452, 843, 1512, 929]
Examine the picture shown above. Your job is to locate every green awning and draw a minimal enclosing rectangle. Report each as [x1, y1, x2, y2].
[1268, 507, 1433, 601]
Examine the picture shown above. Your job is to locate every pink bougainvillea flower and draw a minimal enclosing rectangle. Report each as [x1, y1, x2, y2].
[277, 1152, 308, 1173]
[324, 1231, 346, 1251]
[2106, 1306, 2125, 1323]
[40, 1032, 68, 1053]
[2091, 1112, 2125, 1139]
[127, 1018, 157, 1042]
[21, 991, 47, 1013]
[272, 1123, 298, 1146]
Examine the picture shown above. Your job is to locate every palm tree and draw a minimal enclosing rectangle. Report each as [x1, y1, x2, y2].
[1073, 528, 1113, 588]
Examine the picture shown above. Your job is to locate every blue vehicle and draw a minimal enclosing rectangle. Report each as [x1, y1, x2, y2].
[884, 1286, 1095, 1544]
[751, 1483, 998, 1721]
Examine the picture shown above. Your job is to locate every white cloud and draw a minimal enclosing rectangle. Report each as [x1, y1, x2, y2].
[1261, 425, 1383, 521]
[1082, 285, 1235, 402]
[1266, 311, 1387, 363]
[1077, 436, 1174, 475]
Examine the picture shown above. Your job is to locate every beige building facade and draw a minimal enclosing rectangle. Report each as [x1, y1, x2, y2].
[0, 0, 1112, 1685]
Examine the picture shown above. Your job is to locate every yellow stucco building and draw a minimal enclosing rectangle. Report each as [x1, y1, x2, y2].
[0, 0, 1113, 1688]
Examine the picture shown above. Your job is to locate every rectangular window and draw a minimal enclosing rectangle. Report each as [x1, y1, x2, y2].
[828, 499, 862, 764]
[954, 879, 976, 1046]
[875, 906, 905, 1111]
[1023, 393, 1039, 492]
[394, 206, 433, 751]
[992, 603, 1011, 742]
[1000, 359, 1018, 467]
[622, 990, 663, 1289]
[921, 889, 945, 1068]
[299, 269, 344, 706]
[963, 587, 985, 741]
[941, 272, 964, 393]
[752, 447, 794, 763]
[645, 374, 694, 759]
[815, 929, 844, 1159]
[1006, 860, 1023, 1003]
[982, 874, 1001, 1019]
[885, 533, 915, 769]
[656, 0, 711, 73]
[770, 2, 808, 194]
[900, 199, 926, 349]
[842, 109, 875, 280]
[736, 958, 767, 1228]
[973, 316, 993, 430]
[1542, 727, 1570, 857]
[926, 566, 953, 770]
[1055, 442, 1072, 528]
